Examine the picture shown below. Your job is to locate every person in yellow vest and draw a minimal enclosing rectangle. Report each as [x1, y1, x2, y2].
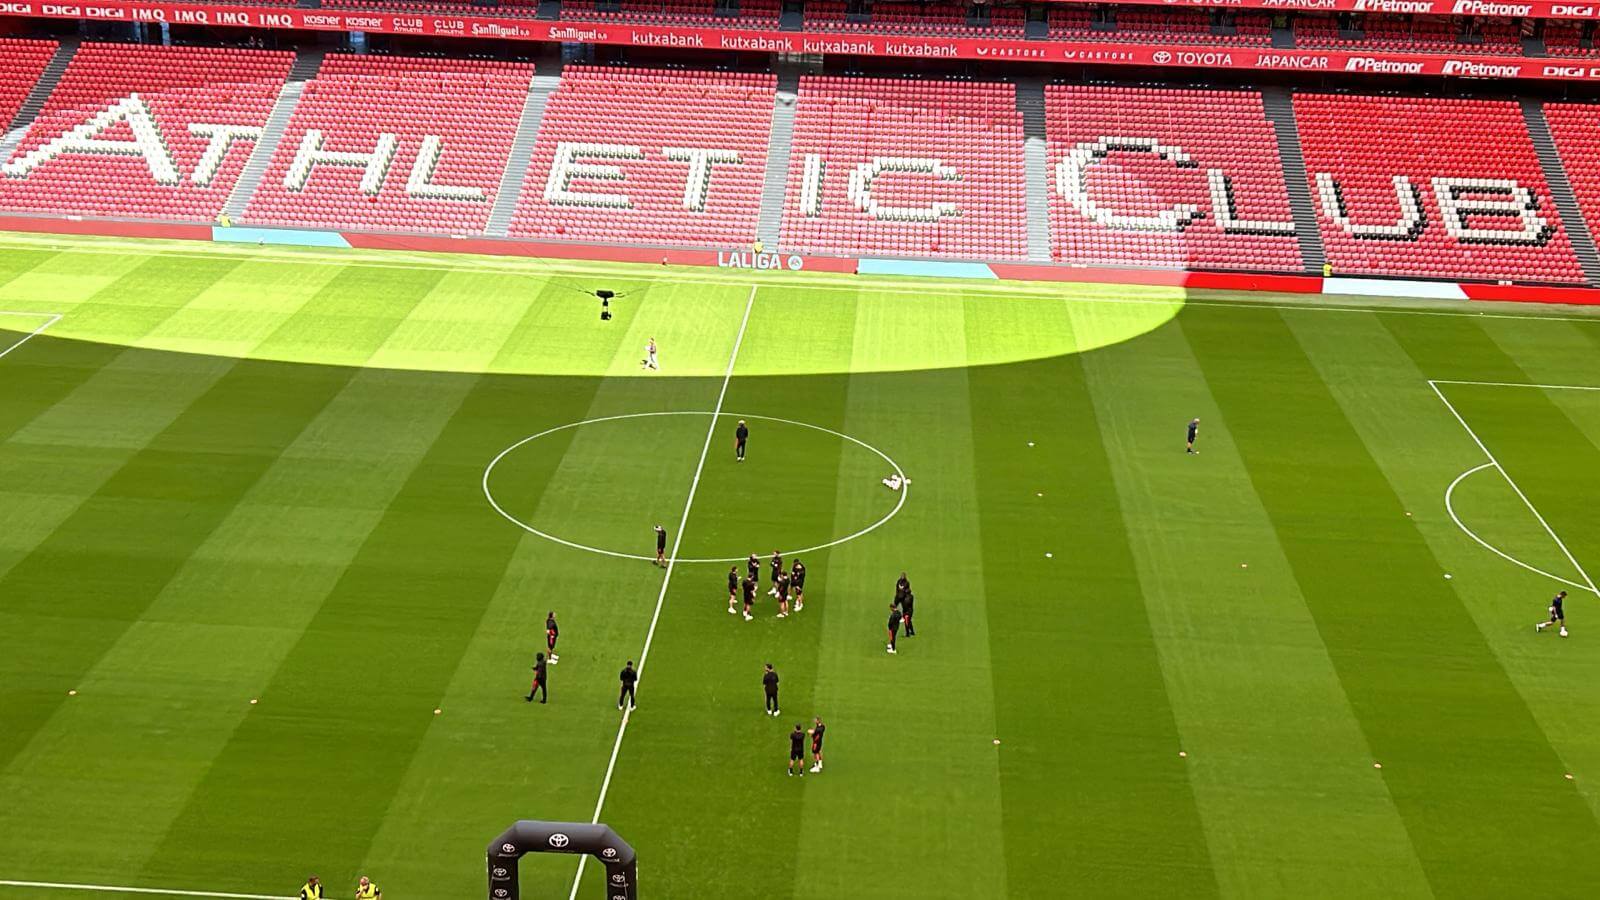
[298, 875, 322, 900]
[355, 875, 382, 898]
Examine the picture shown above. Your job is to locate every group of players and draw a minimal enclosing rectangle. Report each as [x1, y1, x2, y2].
[730, 550, 806, 620]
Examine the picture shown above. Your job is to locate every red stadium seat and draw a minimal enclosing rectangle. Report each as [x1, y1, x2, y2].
[241, 54, 536, 234]
[0, 39, 56, 128]
[1045, 85, 1302, 273]
[507, 66, 775, 248]
[1294, 94, 1583, 284]
[778, 76, 1028, 260]
[0, 43, 292, 221]
[1542, 103, 1600, 259]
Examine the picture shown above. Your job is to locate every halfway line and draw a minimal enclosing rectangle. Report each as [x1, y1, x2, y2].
[0, 880, 286, 900]
[568, 283, 758, 900]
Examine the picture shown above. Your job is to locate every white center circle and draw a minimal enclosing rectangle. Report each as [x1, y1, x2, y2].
[482, 411, 908, 563]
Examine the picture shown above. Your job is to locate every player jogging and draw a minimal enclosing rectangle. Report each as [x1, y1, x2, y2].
[788, 723, 807, 777]
[355, 877, 381, 899]
[808, 717, 826, 773]
[735, 419, 749, 462]
[619, 660, 638, 710]
[1186, 418, 1200, 454]
[741, 575, 756, 621]
[791, 559, 806, 612]
[886, 603, 903, 654]
[654, 524, 667, 566]
[525, 652, 548, 703]
[642, 337, 658, 370]
[763, 664, 780, 716]
[727, 566, 740, 615]
[775, 571, 791, 618]
[1536, 590, 1570, 637]
[545, 611, 560, 663]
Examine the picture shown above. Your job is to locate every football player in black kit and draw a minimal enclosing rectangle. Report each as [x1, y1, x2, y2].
[545, 611, 560, 663]
[808, 717, 826, 773]
[775, 570, 791, 618]
[735, 419, 749, 461]
[727, 566, 740, 615]
[741, 575, 756, 621]
[747, 552, 761, 586]
[788, 723, 807, 777]
[654, 525, 667, 566]
[525, 652, 547, 703]
[763, 664, 780, 716]
[1536, 590, 1569, 637]
[619, 660, 638, 710]
[1186, 417, 1200, 454]
[900, 589, 915, 637]
[886, 603, 903, 654]
[790, 559, 806, 612]
[895, 572, 911, 607]
[768, 550, 784, 596]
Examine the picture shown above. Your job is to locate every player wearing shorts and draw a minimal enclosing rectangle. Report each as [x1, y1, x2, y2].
[727, 566, 740, 615]
[790, 559, 806, 612]
[775, 572, 791, 618]
[545, 611, 559, 663]
[808, 717, 826, 773]
[525, 652, 547, 703]
[747, 552, 761, 586]
[741, 575, 756, 621]
[1537, 590, 1569, 637]
[768, 550, 784, 596]
[886, 604, 902, 654]
[1186, 417, 1200, 454]
[788, 723, 806, 777]
[654, 525, 667, 566]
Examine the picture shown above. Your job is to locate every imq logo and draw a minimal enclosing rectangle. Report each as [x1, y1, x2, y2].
[548, 833, 571, 849]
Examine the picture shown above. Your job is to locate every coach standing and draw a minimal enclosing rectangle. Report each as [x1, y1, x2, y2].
[735, 419, 750, 462]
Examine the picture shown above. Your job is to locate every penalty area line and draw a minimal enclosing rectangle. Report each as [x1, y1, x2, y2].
[568, 284, 758, 900]
[0, 880, 287, 899]
[1428, 379, 1600, 596]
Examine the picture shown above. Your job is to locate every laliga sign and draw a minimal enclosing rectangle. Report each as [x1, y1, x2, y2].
[717, 251, 803, 270]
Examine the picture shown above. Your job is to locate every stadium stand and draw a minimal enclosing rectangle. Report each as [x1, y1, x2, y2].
[508, 66, 775, 248]
[0, 39, 57, 128]
[560, 0, 781, 27]
[241, 54, 535, 234]
[1049, 9, 1268, 46]
[1044, 85, 1302, 273]
[1542, 103, 1600, 259]
[1293, 14, 1521, 55]
[778, 76, 1028, 260]
[0, 42, 292, 221]
[1294, 94, 1583, 283]
[1544, 22, 1598, 57]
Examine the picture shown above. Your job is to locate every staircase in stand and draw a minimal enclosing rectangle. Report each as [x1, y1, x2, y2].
[0, 39, 78, 164]
[485, 60, 564, 238]
[755, 67, 801, 251]
[1260, 86, 1326, 276]
[1522, 97, 1600, 287]
[221, 48, 325, 222]
[1015, 78, 1053, 263]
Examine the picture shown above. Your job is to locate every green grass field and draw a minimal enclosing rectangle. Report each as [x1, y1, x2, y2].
[3, 232, 1600, 900]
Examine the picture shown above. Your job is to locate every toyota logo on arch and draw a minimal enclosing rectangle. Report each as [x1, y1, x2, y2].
[548, 833, 571, 849]
[500, 843, 517, 854]
[1153, 50, 1172, 64]
[602, 847, 618, 859]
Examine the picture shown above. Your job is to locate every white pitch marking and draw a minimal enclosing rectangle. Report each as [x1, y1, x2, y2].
[0, 880, 286, 899]
[1430, 380, 1600, 596]
[0, 312, 62, 361]
[483, 411, 908, 563]
[1430, 379, 1600, 392]
[568, 284, 757, 900]
[1444, 462, 1594, 593]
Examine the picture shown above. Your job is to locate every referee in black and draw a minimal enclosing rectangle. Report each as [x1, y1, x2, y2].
[735, 419, 750, 462]
[619, 660, 638, 710]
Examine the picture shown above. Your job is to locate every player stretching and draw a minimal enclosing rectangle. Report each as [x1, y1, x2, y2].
[808, 717, 826, 773]
[788, 723, 807, 777]
[1536, 590, 1570, 637]
[735, 419, 749, 462]
[1186, 417, 1200, 454]
[790, 559, 806, 612]
[545, 611, 560, 664]
[741, 574, 756, 621]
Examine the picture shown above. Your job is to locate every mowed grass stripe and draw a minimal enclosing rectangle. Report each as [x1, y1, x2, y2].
[0, 276, 578, 886]
[1184, 308, 1597, 898]
[0, 257, 357, 779]
[353, 284, 755, 900]
[968, 326, 1215, 894]
[133, 284, 647, 893]
[1076, 314, 1431, 898]
[1287, 310, 1600, 871]
[597, 288, 856, 899]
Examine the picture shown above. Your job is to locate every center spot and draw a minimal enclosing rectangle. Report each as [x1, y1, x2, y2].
[484, 412, 906, 562]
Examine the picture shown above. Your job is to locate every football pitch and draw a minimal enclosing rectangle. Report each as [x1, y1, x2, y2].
[3, 233, 1600, 899]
